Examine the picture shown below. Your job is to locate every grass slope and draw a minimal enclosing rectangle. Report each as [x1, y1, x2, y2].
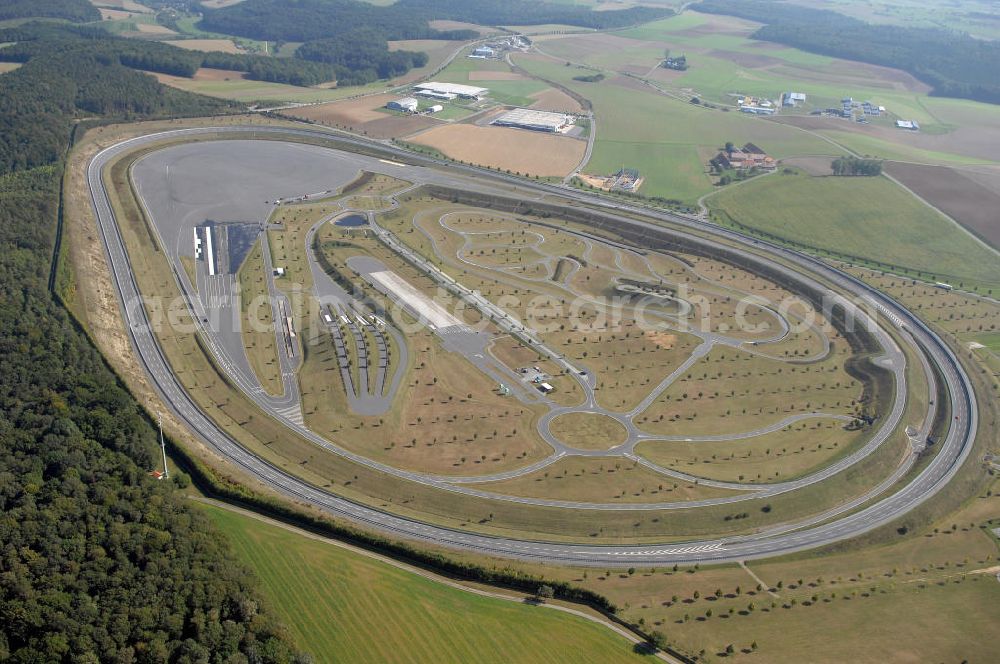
[200, 503, 651, 664]
[709, 171, 1000, 287]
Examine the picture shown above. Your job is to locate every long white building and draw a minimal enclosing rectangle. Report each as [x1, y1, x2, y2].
[413, 81, 488, 100]
[491, 108, 575, 133]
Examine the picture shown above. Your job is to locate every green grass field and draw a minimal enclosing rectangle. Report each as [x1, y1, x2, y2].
[527, 10, 1000, 172]
[199, 502, 652, 664]
[709, 171, 1000, 287]
[974, 331, 1000, 352]
[434, 45, 550, 107]
[513, 54, 838, 203]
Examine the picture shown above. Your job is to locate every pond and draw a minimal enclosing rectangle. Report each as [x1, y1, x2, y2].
[335, 214, 367, 227]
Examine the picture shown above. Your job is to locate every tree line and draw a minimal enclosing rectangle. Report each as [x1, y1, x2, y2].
[0, 27, 238, 173]
[0, 23, 338, 87]
[396, 0, 671, 31]
[0, 0, 99, 23]
[200, 0, 671, 43]
[831, 156, 883, 176]
[296, 30, 429, 87]
[0, 167, 305, 663]
[199, 0, 672, 86]
[695, 0, 1000, 105]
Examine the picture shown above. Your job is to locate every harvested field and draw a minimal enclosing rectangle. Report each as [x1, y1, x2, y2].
[148, 71, 343, 103]
[98, 8, 139, 20]
[617, 64, 653, 77]
[290, 95, 439, 138]
[781, 156, 834, 175]
[770, 115, 1000, 164]
[707, 49, 784, 68]
[359, 115, 440, 140]
[468, 71, 529, 81]
[409, 124, 586, 177]
[428, 20, 495, 35]
[963, 168, 1000, 194]
[171, 39, 243, 54]
[885, 162, 1000, 250]
[134, 23, 175, 35]
[683, 11, 760, 37]
[535, 33, 661, 62]
[192, 67, 247, 82]
[529, 88, 585, 113]
[294, 94, 399, 126]
[607, 75, 651, 94]
[388, 39, 451, 53]
[825, 60, 932, 93]
[91, 0, 150, 12]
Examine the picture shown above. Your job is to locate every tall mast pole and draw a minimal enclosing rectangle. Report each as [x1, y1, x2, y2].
[159, 412, 169, 480]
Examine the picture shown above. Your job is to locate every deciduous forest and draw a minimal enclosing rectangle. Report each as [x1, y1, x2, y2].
[0, 20, 307, 663]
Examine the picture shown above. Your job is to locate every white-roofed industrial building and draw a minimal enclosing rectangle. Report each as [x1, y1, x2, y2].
[492, 108, 575, 133]
[386, 97, 418, 113]
[413, 81, 488, 100]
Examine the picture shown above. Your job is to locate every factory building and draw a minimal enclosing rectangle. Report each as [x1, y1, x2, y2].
[413, 82, 488, 100]
[491, 108, 575, 133]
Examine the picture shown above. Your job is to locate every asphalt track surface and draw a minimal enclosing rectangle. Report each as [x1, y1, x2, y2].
[87, 125, 978, 565]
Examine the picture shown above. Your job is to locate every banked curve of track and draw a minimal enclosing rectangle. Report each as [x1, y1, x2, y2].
[86, 125, 977, 565]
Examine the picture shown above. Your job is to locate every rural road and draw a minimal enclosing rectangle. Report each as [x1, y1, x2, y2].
[87, 125, 977, 565]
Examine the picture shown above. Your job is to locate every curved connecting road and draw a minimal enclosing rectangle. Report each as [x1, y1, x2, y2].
[87, 126, 978, 565]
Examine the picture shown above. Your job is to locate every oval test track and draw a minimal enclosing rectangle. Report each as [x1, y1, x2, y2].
[86, 126, 977, 566]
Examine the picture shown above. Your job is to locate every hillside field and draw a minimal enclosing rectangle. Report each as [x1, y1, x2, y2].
[708, 171, 1000, 288]
[200, 502, 653, 664]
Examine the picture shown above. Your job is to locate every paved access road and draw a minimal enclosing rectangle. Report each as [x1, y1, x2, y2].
[87, 126, 977, 565]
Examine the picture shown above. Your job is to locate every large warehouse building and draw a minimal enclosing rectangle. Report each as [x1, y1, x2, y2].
[491, 108, 576, 133]
[413, 82, 488, 100]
